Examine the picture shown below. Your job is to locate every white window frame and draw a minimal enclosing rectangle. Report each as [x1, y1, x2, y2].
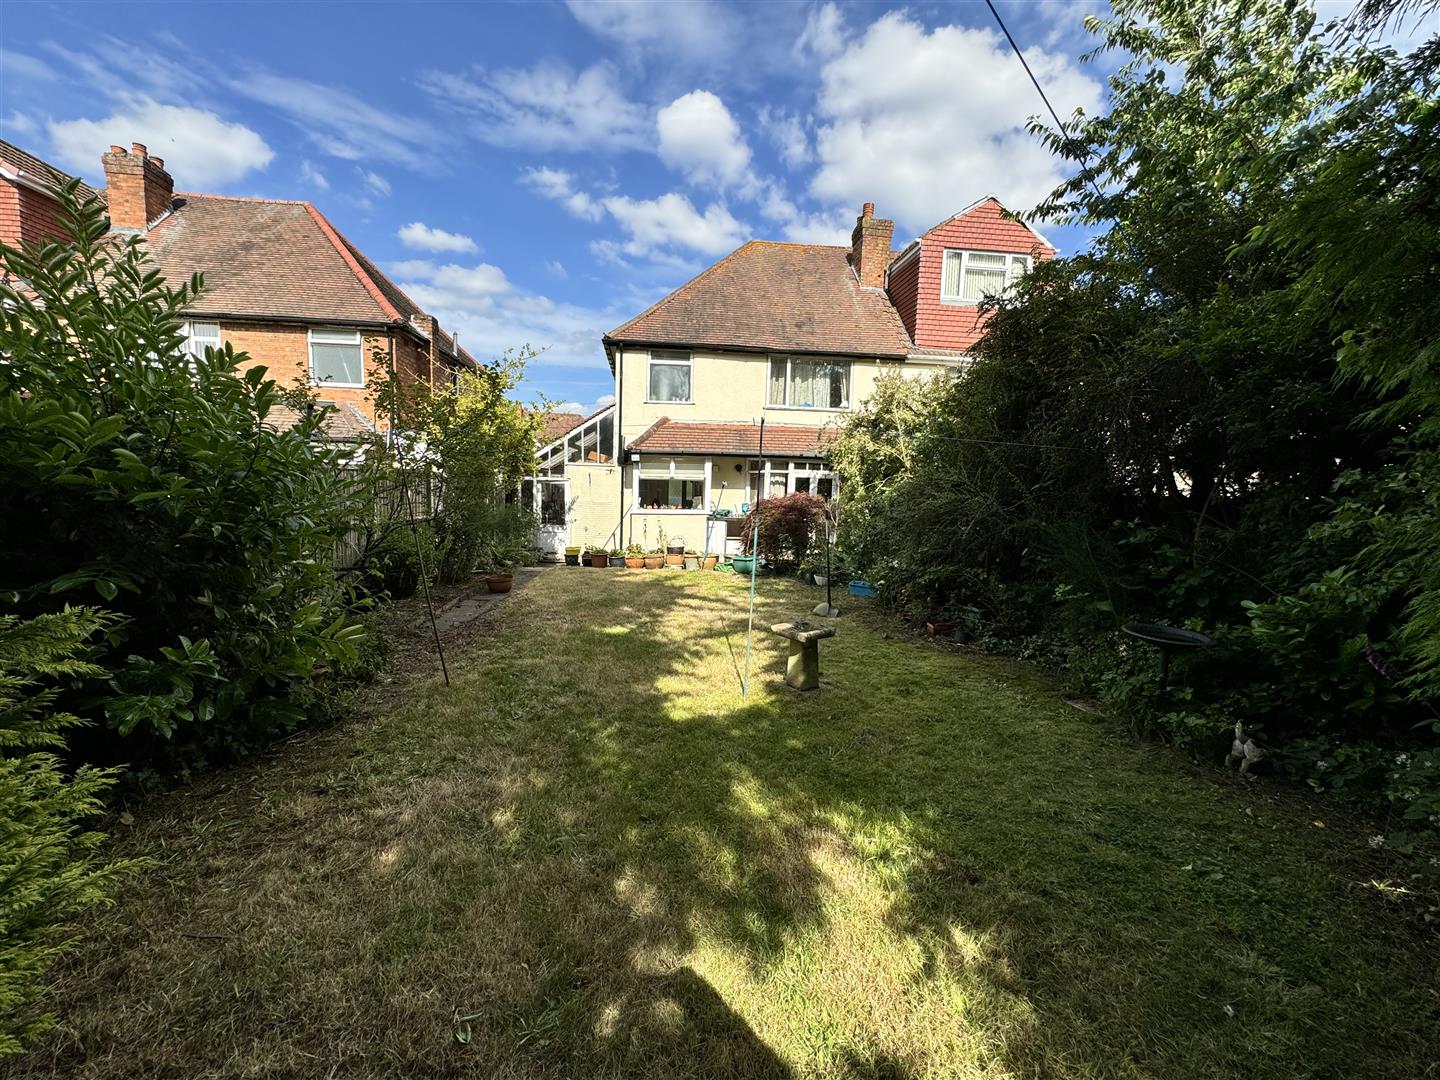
[746, 458, 839, 503]
[308, 327, 365, 389]
[766, 355, 851, 411]
[179, 320, 221, 361]
[645, 349, 693, 405]
[941, 249, 1032, 306]
[631, 454, 712, 515]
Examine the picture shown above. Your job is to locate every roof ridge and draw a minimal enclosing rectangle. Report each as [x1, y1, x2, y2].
[606, 240, 763, 340]
[302, 202, 403, 322]
[176, 191, 312, 205]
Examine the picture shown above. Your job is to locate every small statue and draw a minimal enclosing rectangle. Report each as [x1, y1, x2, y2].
[1226, 721, 1264, 776]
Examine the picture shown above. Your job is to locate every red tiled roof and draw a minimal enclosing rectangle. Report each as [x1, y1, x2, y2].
[0, 139, 101, 203]
[605, 241, 912, 363]
[629, 418, 832, 459]
[537, 411, 586, 444]
[264, 399, 376, 441]
[143, 195, 393, 323]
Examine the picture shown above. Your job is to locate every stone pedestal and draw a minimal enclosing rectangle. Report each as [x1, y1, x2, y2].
[770, 621, 836, 691]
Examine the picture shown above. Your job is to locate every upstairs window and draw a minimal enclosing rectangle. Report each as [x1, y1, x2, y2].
[180, 321, 221, 361]
[767, 355, 850, 409]
[941, 250, 1031, 304]
[309, 327, 364, 387]
[647, 349, 692, 403]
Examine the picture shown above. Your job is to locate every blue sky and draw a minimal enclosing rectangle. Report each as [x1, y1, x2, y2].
[0, 0, 1398, 412]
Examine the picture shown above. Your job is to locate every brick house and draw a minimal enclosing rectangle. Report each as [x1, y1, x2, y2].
[532, 197, 1054, 557]
[1, 139, 473, 437]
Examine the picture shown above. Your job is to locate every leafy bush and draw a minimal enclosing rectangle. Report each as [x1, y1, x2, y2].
[0, 186, 370, 772]
[741, 493, 825, 570]
[829, 1, 1440, 860]
[0, 608, 136, 1055]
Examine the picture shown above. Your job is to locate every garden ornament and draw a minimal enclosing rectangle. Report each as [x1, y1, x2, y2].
[1225, 721, 1264, 776]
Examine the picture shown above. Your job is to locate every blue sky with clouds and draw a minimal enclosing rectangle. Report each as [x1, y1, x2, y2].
[1, 0, 1393, 413]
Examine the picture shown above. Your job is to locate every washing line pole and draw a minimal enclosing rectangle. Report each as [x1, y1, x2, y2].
[741, 418, 766, 698]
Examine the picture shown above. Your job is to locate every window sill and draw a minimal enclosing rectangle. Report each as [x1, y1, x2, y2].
[631, 508, 709, 515]
[765, 404, 850, 413]
[312, 381, 367, 390]
[642, 399, 694, 405]
[939, 298, 982, 307]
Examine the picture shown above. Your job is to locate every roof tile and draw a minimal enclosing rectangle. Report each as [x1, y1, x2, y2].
[629, 418, 832, 459]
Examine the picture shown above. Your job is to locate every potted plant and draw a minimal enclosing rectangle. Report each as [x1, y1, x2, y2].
[608, 548, 625, 568]
[563, 545, 582, 567]
[589, 548, 609, 568]
[644, 547, 664, 569]
[683, 549, 700, 570]
[730, 554, 756, 575]
[666, 537, 686, 563]
[624, 543, 645, 569]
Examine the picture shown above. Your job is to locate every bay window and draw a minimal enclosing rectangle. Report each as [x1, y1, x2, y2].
[767, 355, 850, 409]
[309, 327, 364, 387]
[647, 349, 692, 403]
[941, 250, 1031, 304]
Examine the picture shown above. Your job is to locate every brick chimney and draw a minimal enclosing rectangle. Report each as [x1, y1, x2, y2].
[849, 201, 894, 289]
[101, 142, 174, 230]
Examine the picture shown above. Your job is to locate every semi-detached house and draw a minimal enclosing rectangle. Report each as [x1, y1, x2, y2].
[1, 139, 473, 438]
[533, 198, 1054, 558]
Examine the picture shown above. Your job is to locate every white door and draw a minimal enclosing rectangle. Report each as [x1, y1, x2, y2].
[535, 478, 569, 557]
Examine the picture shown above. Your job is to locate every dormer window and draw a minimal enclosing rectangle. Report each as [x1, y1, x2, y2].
[941, 249, 1031, 304]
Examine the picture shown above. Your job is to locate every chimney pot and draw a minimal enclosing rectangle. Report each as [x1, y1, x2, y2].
[850, 202, 894, 289]
[102, 139, 174, 231]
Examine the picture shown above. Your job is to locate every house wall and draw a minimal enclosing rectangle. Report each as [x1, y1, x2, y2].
[217, 321, 418, 427]
[890, 200, 1055, 354]
[615, 346, 927, 448]
[0, 181, 71, 252]
[565, 462, 623, 552]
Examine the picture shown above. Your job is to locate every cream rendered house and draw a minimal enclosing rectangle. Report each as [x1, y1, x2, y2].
[530, 199, 1054, 558]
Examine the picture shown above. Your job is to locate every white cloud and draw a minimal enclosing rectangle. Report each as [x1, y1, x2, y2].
[520, 167, 604, 221]
[420, 61, 650, 152]
[48, 99, 273, 188]
[299, 159, 329, 190]
[808, 12, 1104, 230]
[397, 221, 478, 254]
[359, 169, 390, 196]
[236, 71, 440, 164]
[3, 111, 38, 136]
[565, 0, 740, 66]
[1, 50, 56, 83]
[656, 91, 752, 188]
[601, 192, 747, 258]
[545, 259, 568, 278]
[758, 106, 811, 170]
[392, 258, 622, 372]
[796, 2, 848, 60]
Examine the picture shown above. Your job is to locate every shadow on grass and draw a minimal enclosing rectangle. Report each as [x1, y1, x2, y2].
[17, 570, 1438, 1079]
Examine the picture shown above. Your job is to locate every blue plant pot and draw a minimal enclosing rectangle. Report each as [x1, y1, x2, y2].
[848, 580, 877, 598]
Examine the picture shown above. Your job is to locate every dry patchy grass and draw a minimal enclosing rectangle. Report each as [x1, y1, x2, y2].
[8, 569, 1439, 1078]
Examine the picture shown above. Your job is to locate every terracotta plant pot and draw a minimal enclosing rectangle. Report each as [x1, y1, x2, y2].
[485, 574, 514, 594]
[644, 554, 664, 569]
[926, 620, 958, 638]
[702, 555, 719, 570]
[589, 552, 608, 568]
[624, 556, 644, 568]
[665, 553, 683, 566]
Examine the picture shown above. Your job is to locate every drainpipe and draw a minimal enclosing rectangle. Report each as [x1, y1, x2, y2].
[616, 345, 626, 546]
[385, 325, 397, 443]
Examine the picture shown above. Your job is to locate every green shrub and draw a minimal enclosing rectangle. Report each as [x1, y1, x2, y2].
[0, 608, 137, 1055]
[0, 185, 369, 772]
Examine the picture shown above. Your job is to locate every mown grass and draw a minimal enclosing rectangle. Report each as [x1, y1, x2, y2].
[12, 569, 1439, 1078]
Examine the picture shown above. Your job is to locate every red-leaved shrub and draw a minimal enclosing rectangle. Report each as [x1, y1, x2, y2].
[741, 493, 826, 569]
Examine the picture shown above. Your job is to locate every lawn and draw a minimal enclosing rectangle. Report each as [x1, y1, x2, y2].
[14, 569, 1438, 1078]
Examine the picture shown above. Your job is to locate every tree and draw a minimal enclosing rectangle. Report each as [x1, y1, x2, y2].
[0, 184, 369, 770]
